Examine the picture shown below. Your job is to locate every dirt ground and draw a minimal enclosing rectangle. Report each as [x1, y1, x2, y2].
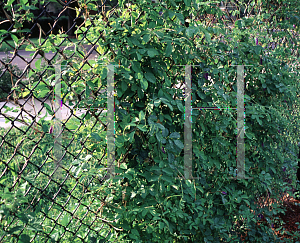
[239, 187, 300, 242]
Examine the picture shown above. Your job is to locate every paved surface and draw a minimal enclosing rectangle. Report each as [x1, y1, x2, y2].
[0, 45, 100, 70]
[0, 45, 104, 129]
[0, 98, 96, 129]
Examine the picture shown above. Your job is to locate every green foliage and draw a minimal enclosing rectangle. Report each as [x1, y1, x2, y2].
[0, 114, 111, 242]
[0, 56, 22, 101]
[0, 56, 56, 101]
[75, 0, 300, 242]
[1, 0, 300, 242]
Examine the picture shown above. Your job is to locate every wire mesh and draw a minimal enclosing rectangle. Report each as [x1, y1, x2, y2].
[0, 0, 299, 242]
[0, 1, 120, 242]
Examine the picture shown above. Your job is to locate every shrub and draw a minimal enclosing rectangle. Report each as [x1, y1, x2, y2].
[1, 0, 300, 242]
[0, 56, 22, 101]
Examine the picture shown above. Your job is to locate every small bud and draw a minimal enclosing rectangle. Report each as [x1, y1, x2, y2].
[204, 73, 208, 80]
[258, 214, 264, 219]
[162, 147, 165, 154]
[293, 24, 296, 28]
[255, 37, 259, 46]
[221, 191, 227, 195]
[260, 57, 262, 65]
[283, 167, 286, 172]
[49, 126, 53, 134]
[272, 43, 275, 50]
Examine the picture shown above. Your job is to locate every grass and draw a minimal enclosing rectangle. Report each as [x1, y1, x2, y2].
[0, 37, 80, 52]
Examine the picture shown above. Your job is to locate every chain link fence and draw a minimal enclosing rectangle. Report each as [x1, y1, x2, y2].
[0, 0, 122, 242]
[0, 0, 299, 242]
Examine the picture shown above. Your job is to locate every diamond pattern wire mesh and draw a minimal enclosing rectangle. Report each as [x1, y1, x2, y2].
[0, 0, 120, 242]
[0, 0, 299, 242]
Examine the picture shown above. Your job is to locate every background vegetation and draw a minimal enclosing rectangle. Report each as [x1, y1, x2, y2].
[0, 0, 300, 242]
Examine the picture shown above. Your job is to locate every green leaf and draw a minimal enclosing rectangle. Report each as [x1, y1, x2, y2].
[10, 34, 18, 45]
[168, 152, 175, 163]
[44, 103, 53, 115]
[42, 124, 49, 133]
[91, 132, 101, 141]
[35, 58, 42, 70]
[168, 11, 176, 19]
[8, 226, 23, 234]
[5, 0, 15, 8]
[137, 88, 144, 99]
[243, 199, 250, 206]
[161, 174, 173, 183]
[131, 228, 140, 236]
[139, 110, 145, 121]
[162, 128, 169, 137]
[120, 163, 127, 170]
[175, 13, 184, 24]
[142, 209, 148, 217]
[154, 99, 161, 107]
[87, 80, 95, 89]
[147, 49, 159, 57]
[197, 91, 206, 99]
[148, 174, 159, 182]
[37, 89, 49, 98]
[137, 72, 143, 80]
[183, 0, 191, 6]
[165, 41, 172, 57]
[121, 81, 127, 91]
[160, 99, 173, 111]
[159, 221, 165, 230]
[20, 234, 30, 243]
[28, 70, 34, 78]
[82, 63, 91, 70]
[60, 214, 69, 226]
[137, 125, 147, 132]
[156, 132, 163, 143]
[162, 167, 173, 176]
[197, 150, 207, 161]
[155, 123, 165, 130]
[140, 79, 148, 90]
[15, 28, 31, 33]
[174, 140, 184, 150]
[204, 31, 211, 43]
[169, 132, 180, 139]
[176, 100, 185, 113]
[130, 37, 141, 46]
[138, 49, 147, 54]
[145, 72, 156, 83]
[143, 34, 151, 43]
[235, 20, 242, 29]
[115, 135, 124, 148]
[132, 61, 141, 73]
[186, 27, 195, 38]
[66, 124, 78, 130]
[245, 132, 254, 139]
[129, 131, 135, 142]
